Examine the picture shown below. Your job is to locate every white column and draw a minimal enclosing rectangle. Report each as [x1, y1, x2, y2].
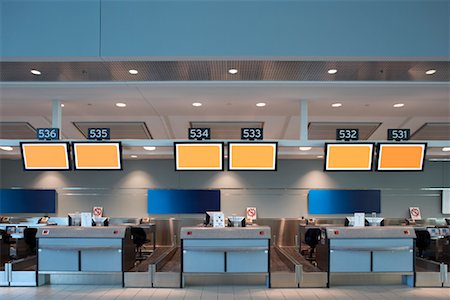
[299, 100, 308, 142]
[52, 99, 61, 129]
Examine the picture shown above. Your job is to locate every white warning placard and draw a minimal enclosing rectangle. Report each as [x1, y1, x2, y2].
[246, 207, 257, 220]
[409, 207, 422, 220]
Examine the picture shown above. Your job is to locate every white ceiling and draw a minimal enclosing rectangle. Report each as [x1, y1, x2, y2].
[0, 81, 449, 159]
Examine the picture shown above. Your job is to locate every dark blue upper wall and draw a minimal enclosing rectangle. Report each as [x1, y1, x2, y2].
[1, 0, 449, 60]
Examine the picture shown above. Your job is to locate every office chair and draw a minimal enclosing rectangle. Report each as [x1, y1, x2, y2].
[414, 229, 431, 258]
[304, 228, 322, 261]
[23, 228, 38, 255]
[131, 227, 147, 260]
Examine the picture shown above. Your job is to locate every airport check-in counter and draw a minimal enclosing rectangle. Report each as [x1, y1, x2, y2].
[180, 226, 271, 287]
[315, 226, 416, 287]
[36, 226, 134, 286]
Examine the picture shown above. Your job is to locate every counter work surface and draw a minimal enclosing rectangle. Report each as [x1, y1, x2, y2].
[325, 226, 416, 239]
[180, 226, 271, 239]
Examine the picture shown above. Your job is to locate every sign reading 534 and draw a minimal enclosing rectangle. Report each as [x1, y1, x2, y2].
[188, 128, 211, 140]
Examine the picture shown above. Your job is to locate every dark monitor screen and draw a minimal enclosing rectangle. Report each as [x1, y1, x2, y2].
[147, 189, 220, 214]
[0, 189, 56, 214]
[308, 190, 381, 214]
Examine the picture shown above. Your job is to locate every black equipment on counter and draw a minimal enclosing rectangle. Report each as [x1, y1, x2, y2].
[415, 229, 431, 258]
[131, 227, 147, 260]
[23, 227, 37, 254]
[304, 228, 322, 261]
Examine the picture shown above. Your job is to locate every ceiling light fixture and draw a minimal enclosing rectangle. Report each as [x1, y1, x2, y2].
[393, 103, 404, 108]
[143, 146, 156, 151]
[327, 69, 337, 74]
[299, 147, 312, 151]
[0, 146, 13, 151]
[442, 147, 450, 152]
[115, 102, 127, 107]
[30, 69, 41, 75]
[192, 102, 202, 107]
[425, 69, 436, 75]
[131, 155, 138, 158]
[317, 155, 324, 159]
[228, 68, 238, 75]
[61, 104, 65, 107]
[256, 102, 266, 107]
[128, 69, 138, 75]
[331, 103, 342, 108]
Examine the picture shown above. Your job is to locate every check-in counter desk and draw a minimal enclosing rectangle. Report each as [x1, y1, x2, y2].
[180, 226, 271, 287]
[36, 226, 134, 286]
[316, 226, 416, 287]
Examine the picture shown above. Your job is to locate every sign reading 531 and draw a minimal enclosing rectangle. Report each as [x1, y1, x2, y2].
[387, 129, 410, 141]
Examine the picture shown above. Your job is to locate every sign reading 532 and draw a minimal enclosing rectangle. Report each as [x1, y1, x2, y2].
[241, 128, 263, 140]
[336, 129, 359, 141]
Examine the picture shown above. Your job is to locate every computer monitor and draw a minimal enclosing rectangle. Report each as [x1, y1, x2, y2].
[68, 213, 81, 226]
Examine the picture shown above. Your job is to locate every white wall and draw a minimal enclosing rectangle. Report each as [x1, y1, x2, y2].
[0, 159, 449, 219]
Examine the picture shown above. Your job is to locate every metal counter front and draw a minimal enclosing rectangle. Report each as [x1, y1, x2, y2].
[180, 226, 271, 287]
[316, 226, 416, 287]
[36, 226, 134, 286]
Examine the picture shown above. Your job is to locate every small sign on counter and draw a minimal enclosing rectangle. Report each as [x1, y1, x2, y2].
[353, 212, 365, 227]
[409, 207, 422, 220]
[81, 212, 92, 227]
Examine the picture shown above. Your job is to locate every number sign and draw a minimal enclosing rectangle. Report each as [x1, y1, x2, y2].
[36, 128, 59, 140]
[188, 128, 211, 140]
[241, 128, 263, 140]
[336, 129, 359, 141]
[87, 128, 110, 140]
[387, 129, 410, 141]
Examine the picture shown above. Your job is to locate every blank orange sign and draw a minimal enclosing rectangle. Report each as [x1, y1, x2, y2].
[378, 144, 426, 170]
[326, 144, 374, 171]
[175, 143, 223, 170]
[74, 143, 122, 169]
[21, 143, 70, 170]
[229, 143, 277, 170]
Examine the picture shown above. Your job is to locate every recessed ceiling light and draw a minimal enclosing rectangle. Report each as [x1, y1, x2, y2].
[442, 147, 450, 152]
[393, 103, 404, 108]
[131, 155, 138, 158]
[317, 155, 324, 159]
[61, 104, 65, 107]
[256, 102, 266, 107]
[143, 146, 156, 151]
[30, 69, 41, 75]
[115, 102, 127, 107]
[425, 69, 436, 75]
[327, 69, 337, 74]
[331, 103, 342, 108]
[0, 146, 13, 151]
[228, 68, 238, 75]
[192, 102, 202, 107]
[299, 147, 312, 151]
[128, 69, 138, 75]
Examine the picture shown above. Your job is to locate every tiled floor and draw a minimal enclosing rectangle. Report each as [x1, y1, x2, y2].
[1, 285, 449, 300]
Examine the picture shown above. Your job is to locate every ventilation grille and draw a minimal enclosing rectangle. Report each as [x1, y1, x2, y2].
[190, 121, 264, 140]
[412, 122, 450, 140]
[308, 122, 381, 140]
[1, 61, 448, 81]
[73, 122, 152, 139]
[0, 122, 36, 139]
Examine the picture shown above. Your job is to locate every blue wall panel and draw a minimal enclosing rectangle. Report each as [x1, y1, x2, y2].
[1, 0, 100, 58]
[148, 189, 220, 214]
[0, 189, 56, 213]
[308, 190, 380, 214]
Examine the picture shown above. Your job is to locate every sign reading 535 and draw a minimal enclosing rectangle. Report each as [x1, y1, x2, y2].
[87, 128, 110, 140]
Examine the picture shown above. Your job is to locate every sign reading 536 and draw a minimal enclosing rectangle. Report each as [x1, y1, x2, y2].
[36, 128, 59, 140]
[87, 128, 110, 140]
[241, 128, 263, 140]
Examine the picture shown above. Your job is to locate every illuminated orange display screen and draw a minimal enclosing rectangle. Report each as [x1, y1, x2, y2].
[228, 142, 277, 170]
[325, 143, 374, 171]
[377, 143, 426, 171]
[21, 142, 71, 170]
[73, 142, 122, 170]
[175, 143, 223, 170]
